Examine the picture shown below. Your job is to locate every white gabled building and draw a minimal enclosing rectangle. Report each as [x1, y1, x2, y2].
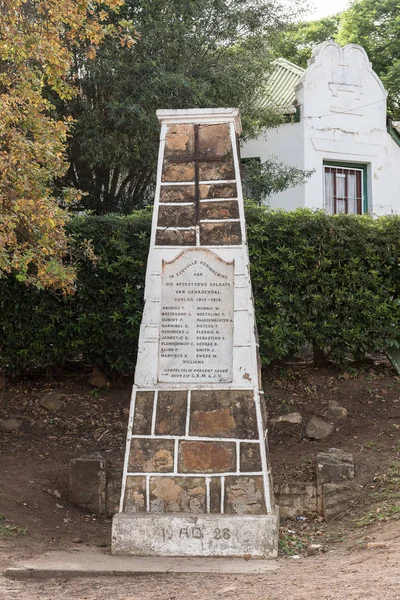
[241, 42, 400, 216]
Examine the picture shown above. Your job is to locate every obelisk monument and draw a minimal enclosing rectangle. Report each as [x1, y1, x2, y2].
[112, 108, 278, 557]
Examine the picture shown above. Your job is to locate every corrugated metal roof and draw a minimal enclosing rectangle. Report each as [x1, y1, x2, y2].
[260, 58, 305, 113]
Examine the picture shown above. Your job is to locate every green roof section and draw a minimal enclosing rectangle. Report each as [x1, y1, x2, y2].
[260, 58, 305, 113]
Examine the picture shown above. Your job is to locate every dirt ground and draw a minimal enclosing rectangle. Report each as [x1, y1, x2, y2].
[1, 357, 400, 599]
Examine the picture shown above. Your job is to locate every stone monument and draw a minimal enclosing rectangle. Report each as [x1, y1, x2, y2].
[112, 108, 279, 558]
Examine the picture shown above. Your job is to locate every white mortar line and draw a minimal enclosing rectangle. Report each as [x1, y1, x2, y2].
[220, 476, 225, 514]
[196, 225, 200, 247]
[160, 181, 196, 187]
[185, 390, 191, 436]
[130, 434, 259, 444]
[199, 179, 236, 185]
[253, 389, 273, 514]
[199, 218, 240, 223]
[229, 120, 246, 245]
[159, 179, 236, 187]
[119, 387, 137, 512]
[159, 202, 194, 206]
[199, 198, 238, 203]
[173, 438, 179, 474]
[206, 477, 211, 514]
[146, 475, 150, 513]
[149, 122, 168, 249]
[156, 226, 196, 231]
[126, 471, 263, 478]
[236, 441, 240, 472]
[150, 390, 158, 435]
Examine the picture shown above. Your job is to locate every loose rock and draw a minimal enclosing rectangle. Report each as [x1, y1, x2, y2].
[271, 412, 303, 425]
[324, 400, 348, 421]
[89, 366, 110, 388]
[305, 416, 334, 440]
[0, 418, 22, 432]
[39, 391, 65, 412]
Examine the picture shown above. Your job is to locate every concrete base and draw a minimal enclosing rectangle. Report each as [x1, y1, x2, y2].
[111, 512, 279, 558]
[4, 548, 279, 580]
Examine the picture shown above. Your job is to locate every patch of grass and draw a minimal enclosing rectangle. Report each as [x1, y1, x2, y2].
[355, 463, 400, 527]
[0, 514, 28, 540]
[279, 531, 312, 556]
[362, 441, 381, 450]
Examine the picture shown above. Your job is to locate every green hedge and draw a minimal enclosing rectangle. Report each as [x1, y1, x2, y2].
[1, 204, 400, 374]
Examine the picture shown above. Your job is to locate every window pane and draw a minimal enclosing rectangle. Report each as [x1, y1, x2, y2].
[336, 173, 345, 199]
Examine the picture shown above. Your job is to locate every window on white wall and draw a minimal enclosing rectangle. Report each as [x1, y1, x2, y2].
[324, 165, 365, 215]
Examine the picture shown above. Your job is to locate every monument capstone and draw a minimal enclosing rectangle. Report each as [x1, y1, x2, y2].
[112, 108, 279, 558]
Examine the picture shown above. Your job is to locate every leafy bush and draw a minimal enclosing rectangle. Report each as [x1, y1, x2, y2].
[1, 204, 400, 374]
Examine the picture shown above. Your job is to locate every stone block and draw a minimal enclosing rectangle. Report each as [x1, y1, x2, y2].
[200, 222, 241, 246]
[199, 201, 239, 221]
[199, 183, 237, 199]
[132, 391, 154, 435]
[179, 441, 236, 473]
[240, 443, 262, 472]
[274, 482, 319, 518]
[162, 162, 195, 183]
[158, 204, 196, 228]
[150, 477, 206, 513]
[112, 513, 279, 558]
[123, 476, 147, 513]
[190, 390, 258, 439]
[164, 124, 194, 158]
[106, 468, 123, 516]
[271, 412, 302, 425]
[225, 476, 265, 515]
[323, 482, 352, 521]
[160, 185, 196, 203]
[317, 448, 355, 485]
[198, 124, 232, 158]
[209, 478, 221, 513]
[128, 439, 174, 473]
[155, 391, 187, 436]
[198, 160, 235, 182]
[155, 228, 196, 246]
[305, 416, 334, 440]
[69, 454, 108, 515]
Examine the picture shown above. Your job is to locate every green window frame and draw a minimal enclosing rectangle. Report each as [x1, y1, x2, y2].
[323, 161, 368, 215]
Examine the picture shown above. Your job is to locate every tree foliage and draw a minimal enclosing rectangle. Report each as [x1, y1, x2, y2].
[59, 0, 305, 214]
[0, 0, 127, 292]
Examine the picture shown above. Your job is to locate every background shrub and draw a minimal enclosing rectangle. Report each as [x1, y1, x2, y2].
[1, 204, 400, 374]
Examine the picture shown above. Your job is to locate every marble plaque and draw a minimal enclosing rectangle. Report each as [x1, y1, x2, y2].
[158, 249, 234, 383]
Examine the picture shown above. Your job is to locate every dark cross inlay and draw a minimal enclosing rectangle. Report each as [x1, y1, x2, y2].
[169, 124, 228, 226]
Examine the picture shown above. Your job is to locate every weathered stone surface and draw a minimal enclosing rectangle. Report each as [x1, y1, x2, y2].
[200, 222, 241, 246]
[179, 441, 236, 473]
[106, 468, 123, 516]
[128, 439, 174, 473]
[225, 476, 265, 515]
[198, 124, 231, 158]
[158, 204, 195, 228]
[0, 418, 22, 432]
[305, 416, 334, 440]
[209, 478, 221, 513]
[198, 160, 235, 182]
[240, 443, 262, 472]
[160, 185, 196, 203]
[89, 367, 110, 388]
[199, 201, 239, 221]
[199, 183, 237, 199]
[132, 391, 154, 435]
[38, 391, 65, 412]
[112, 513, 279, 557]
[162, 162, 195, 183]
[317, 448, 355, 485]
[0, 375, 5, 391]
[69, 454, 108, 514]
[270, 412, 303, 425]
[155, 391, 187, 436]
[190, 390, 257, 439]
[323, 482, 352, 521]
[323, 401, 348, 421]
[164, 124, 194, 158]
[155, 228, 196, 246]
[123, 476, 147, 513]
[274, 482, 320, 518]
[150, 477, 206, 513]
